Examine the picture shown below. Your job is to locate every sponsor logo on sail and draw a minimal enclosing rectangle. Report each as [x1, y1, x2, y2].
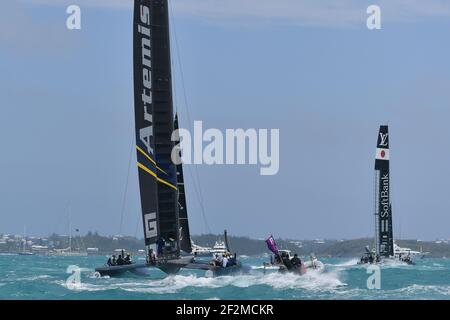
[379, 132, 388, 147]
[137, 4, 155, 156]
[144, 212, 158, 239]
[380, 174, 389, 218]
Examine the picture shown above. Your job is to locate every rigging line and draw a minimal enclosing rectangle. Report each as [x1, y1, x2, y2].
[186, 164, 212, 233]
[169, 2, 211, 234]
[119, 135, 134, 237]
[134, 210, 141, 239]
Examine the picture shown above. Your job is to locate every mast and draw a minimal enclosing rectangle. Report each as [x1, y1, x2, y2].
[174, 114, 192, 253]
[374, 125, 394, 257]
[69, 214, 72, 254]
[224, 230, 231, 252]
[133, 0, 180, 257]
[23, 226, 26, 253]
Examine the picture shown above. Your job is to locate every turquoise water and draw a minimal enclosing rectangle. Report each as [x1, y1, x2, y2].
[1, 254, 450, 299]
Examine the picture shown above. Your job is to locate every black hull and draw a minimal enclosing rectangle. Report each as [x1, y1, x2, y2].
[96, 256, 194, 277]
[95, 263, 150, 277]
[176, 261, 250, 277]
[357, 259, 416, 266]
[95, 256, 249, 278]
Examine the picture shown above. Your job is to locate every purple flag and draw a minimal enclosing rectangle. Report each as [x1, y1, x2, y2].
[265, 235, 279, 255]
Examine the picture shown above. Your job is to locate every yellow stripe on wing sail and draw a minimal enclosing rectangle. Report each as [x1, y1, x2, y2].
[136, 146, 168, 175]
[137, 162, 177, 191]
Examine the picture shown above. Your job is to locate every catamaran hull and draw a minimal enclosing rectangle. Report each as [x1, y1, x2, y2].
[156, 255, 195, 274]
[95, 261, 249, 278]
[182, 261, 251, 277]
[95, 263, 151, 277]
[357, 257, 415, 266]
[209, 264, 251, 277]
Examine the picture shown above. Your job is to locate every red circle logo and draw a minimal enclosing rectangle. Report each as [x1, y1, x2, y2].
[381, 150, 386, 158]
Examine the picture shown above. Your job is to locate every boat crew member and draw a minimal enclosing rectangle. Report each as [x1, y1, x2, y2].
[228, 253, 237, 266]
[291, 254, 302, 268]
[222, 254, 229, 268]
[282, 254, 293, 270]
[124, 253, 132, 265]
[213, 254, 224, 267]
[157, 237, 165, 256]
[148, 249, 157, 265]
[116, 254, 124, 266]
[107, 255, 117, 266]
[274, 254, 281, 264]
[212, 254, 219, 266]
[310, 255, 318, 269]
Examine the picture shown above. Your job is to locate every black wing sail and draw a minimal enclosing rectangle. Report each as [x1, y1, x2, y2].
[174, 114, 192, 253]
[133, 0, 180, 257]
[374, 125, 394, 257]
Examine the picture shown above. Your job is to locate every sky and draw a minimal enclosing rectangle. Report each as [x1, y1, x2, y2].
[1, 1, 450, 240]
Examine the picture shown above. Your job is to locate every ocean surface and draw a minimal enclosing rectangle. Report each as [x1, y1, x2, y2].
[1, 254, 450, 300]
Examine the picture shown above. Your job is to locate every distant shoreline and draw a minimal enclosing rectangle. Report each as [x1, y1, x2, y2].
[1, 232, 450, 258]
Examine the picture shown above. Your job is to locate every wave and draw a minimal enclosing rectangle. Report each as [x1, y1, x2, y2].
[16, 275, 53, 281]
[333, 284, 450, 300]
[396, 284, 450, 297]
[251, 265, 279, 270]
[331, 259, 359, 267]
[119, 271, 345, 294]
[255, 270, 346, 291]
[329, 258, 445, 271]
[55, 269, 345, 295]
[57, 280, 118, 292]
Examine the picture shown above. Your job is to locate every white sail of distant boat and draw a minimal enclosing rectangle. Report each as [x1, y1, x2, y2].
[18, 226, 34, 256]
[53, 209, 87, 256]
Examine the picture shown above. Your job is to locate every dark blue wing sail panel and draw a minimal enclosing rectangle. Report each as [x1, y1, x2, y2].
[133, 0, 179, 253]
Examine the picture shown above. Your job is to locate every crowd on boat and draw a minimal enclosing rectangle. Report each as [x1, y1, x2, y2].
[359, 251, 381, 264]
[359, 248, 414, 265]
[277, 252, 302, 269]
[398, 253, 413, 264]
[106, 250, 133, 266]
[211, 252, 238, 268]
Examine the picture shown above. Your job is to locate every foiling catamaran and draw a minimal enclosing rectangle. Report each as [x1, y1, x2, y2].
[96, 0, 246, 277]
[358, 125, 416, 265]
